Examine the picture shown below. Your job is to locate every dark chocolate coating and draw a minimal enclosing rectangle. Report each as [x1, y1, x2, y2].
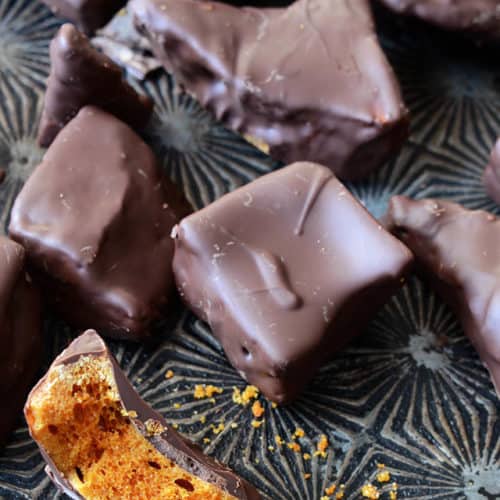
[25, 330, 261, 500]
[39, 0, 126, 35]
[10, 106, 189, 342]
[92, 7, 162, 80]
[386, 196, 500, 396]
[0, 237, 42, 447]
[483, 138, 500, 205]
[172, 162, 413, 403]
[378, 0, 500, 39]
[130, 0, 409, 181]
[38, 24, 153, 148]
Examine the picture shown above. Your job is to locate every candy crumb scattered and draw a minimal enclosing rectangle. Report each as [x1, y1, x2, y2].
[251, 420, 264, 428]
[173, 403, 181, 409]
[325, 484, 336, 495]
[304, 473, 311, 479]
[361, 483, 380, 499]
[293, 428, 305, 439]
[287, 442, 301, 452]
[194, 384, 223, 399]
[144, 419, 165, 436]
[376, 470, 391, 483]
[233, 385, 260, 405]
[303, 453, 311, 460]
[314, 434, 329, 457]
[120, 409, 137, 418]
[275, 435, 284, 446]
[165, 370, 174, 379]
[252, 400, 265, 418]
[211, 422, 225, 435]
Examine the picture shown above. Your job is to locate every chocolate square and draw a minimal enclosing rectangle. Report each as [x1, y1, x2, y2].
[173, 162, 413, 403]
[10, 106, 189, 341]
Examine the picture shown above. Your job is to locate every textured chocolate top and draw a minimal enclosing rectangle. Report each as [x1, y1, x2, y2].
[386, 196, 500, 396]
[0, 237, 42, 447]
[131, 0, 409, 181]
[173, 162, 413, 402]
[11, 106, 189, 341]
[483, 138, 500, 205]
[38, 24, 153, 148]
[40, 0, 126, 35]
[379, 0, 500, 39]
[26, 330, 261, 499]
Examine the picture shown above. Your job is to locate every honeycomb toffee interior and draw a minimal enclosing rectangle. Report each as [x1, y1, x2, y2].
[25, 355, 235, 499]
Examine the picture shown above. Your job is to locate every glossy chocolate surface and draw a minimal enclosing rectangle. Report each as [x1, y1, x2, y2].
[0, 237, 42, 447]
[172, 162, 413, 403]
[131, 0, 409, 181]
[38, 24, 153, 148]
[11, 106, 189, 342]
[379, 0, 500, 39]
[26, 330, 261, 500]
[40, 0, 126, 35]
[386, 196, 500, 396]
[483, 138, 500, 205]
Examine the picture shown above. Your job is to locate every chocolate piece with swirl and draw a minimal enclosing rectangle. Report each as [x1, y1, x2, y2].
[172, 162, 413, 403]
[131, 0, 409, 181]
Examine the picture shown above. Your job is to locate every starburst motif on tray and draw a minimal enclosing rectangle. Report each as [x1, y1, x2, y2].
[0, 0, 59, 92]
[141, 72, 279, 209]
[380, 19, 500, 213]
[0, 88, 44, 233]
[347, 142, 429, 219]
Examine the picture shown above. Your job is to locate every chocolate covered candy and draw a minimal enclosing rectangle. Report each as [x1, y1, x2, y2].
[483, 138, 500, 205]
[38, 24, 153, 148]
[378, 0, 500, 39]
[40, 0, 126, 35]
[386, 196, 500, 396]
[10, 106, 189, 342]
[0, 237, 42, 446]
[25, 330, 260, 499]
[131, 0, 409, 181]
[172, 162, 413, 403]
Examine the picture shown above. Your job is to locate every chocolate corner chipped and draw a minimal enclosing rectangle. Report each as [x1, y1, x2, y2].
[0, 236, 42, 446]
[172, 162, 413, 403]
[10, 106, 189, 342]
[40, 0, 126, 35]
[38, 23, 153, 148]
[385, 195, 500, 396]
[130, 0, 409, 181]
[483, 138, 500, 205]
[25, 330, 260, 499]
[378, 0, 500, 39]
